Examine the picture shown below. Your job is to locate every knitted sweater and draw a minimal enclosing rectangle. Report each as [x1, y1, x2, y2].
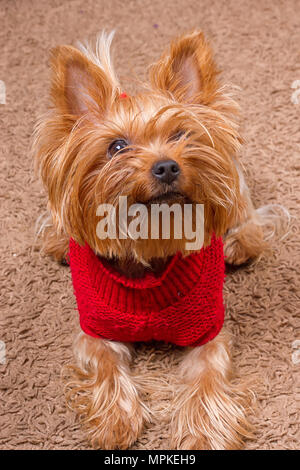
[68, 236, 225, 347]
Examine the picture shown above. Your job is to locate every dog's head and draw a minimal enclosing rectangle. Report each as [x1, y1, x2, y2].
[34, 31, 243, 263]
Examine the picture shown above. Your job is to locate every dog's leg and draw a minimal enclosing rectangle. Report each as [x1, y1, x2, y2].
[224, 162, 267, 265]
[65, 332, 148, 449]
[40, 222, 69, 264]
[171, 331, 253, 450]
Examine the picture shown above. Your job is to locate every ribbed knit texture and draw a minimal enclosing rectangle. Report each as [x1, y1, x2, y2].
[68, 235, 225, 347]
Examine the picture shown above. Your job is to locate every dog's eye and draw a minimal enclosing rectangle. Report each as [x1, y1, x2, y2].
[168, 131, 185, 142]
[108, 139, 128, 158]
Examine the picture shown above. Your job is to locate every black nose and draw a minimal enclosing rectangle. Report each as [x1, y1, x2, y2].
[152, 159, 180, 184]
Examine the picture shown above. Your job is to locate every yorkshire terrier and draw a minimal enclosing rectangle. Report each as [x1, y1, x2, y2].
[33, 30, 275, 450]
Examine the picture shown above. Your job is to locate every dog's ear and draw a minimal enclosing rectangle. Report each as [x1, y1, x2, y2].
[50, 35, 119, 121]
[149, 31, 219, 105]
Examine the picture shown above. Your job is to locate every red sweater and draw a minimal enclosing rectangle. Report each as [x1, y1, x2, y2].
[68, 236, 225, 347]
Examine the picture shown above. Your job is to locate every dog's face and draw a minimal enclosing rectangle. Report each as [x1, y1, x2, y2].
[34, 31, 243, 263]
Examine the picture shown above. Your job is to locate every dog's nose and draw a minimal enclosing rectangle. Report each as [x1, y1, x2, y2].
[152, 159, 180, 184]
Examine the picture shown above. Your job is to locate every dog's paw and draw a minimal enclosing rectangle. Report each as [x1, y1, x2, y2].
[86, 394, 147, 449]
[224, 222, 266, 266]
[224, 236, 254, 265]
[171, 381, 254, 450]
[171, 426, 209, 450]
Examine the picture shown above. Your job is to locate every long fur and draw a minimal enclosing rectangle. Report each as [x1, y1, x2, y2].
[32, 30, 281, 449]
[64, 333, 150, 449]
[33, 31, 245, 263]
[171, 331, 255, 449]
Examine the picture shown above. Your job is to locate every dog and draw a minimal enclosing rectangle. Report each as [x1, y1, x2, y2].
[33, 30, 274, 450]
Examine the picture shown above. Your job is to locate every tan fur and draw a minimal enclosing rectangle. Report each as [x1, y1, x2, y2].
[41, 223, 69, 262]
[33, 31, 272, 449]
[224, 220, 267, 265]
[171, 331, 254, 449]
[64, 333, 149, 449]
[224, 160, 270, 265]
[33, 31, 247, 263]
[224, 188, 267, 265]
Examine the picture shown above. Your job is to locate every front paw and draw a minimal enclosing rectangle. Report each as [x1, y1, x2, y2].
[64, 360, 148, 449]
[86, 393, 147, 449]
[171, 382, 253, 450]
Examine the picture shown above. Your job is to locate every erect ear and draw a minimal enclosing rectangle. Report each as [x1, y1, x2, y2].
[50, 41, 119, 121]
[149, 31, 219, 105]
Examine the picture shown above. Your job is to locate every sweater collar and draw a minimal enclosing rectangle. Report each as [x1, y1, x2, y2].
[74, 240, 213, 313]
[94, 252, 182, 289]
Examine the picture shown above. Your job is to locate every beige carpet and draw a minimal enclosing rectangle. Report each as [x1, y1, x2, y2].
[0, 0, 299, 450]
